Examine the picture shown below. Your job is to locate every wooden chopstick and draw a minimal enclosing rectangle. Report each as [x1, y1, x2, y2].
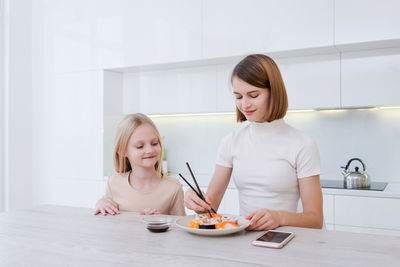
[185, 162, 217, 215]
[179, 173, 217, 214]
[178, 173, 203, 199]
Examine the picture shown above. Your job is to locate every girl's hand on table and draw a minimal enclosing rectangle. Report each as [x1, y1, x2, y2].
[245, 208, 281, 231]
[94, 198, 120, 216]
[184, 188, 212, 213]
[140, 208, 160, 215]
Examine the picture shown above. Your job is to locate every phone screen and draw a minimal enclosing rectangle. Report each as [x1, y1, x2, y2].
[256, 231, 292, 243]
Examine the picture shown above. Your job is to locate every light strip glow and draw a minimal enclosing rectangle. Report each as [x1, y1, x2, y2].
[149, 112, 235, 118]
[378, 106, 400, 110]
[148, 106, 400, 118]
[348, 107, 380, 111]
[287, 109, 315, 113]
[315, 109, 348, 113]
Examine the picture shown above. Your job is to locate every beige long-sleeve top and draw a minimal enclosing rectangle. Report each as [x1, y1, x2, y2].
[105, 172, 186, 216]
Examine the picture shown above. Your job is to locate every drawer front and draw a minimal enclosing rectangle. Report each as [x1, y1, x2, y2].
[335, 225, 400, 237]
[335, 196, 400, 230]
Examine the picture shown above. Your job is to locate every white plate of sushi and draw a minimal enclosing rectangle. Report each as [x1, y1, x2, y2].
[175, 214, 250, 236]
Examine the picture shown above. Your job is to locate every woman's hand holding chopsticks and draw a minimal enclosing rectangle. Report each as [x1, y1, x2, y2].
[184, 188, 213, 213]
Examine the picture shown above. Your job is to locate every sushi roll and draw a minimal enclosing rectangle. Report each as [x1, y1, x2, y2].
[199, 224, 216, 229]
[190, 213, 239, 230]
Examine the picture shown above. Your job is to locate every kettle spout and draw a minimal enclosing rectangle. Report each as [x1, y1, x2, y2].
[340, 166, 347, 176]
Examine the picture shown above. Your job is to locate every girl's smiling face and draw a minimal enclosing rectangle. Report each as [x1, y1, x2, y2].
[126, 123, 161, 169]
[232, 77, 270, 122]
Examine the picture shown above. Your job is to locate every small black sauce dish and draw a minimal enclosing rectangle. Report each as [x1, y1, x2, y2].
[146, 224, 170, 233]
[142, 215, 172, 233]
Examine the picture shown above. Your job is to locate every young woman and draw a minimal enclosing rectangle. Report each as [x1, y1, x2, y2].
[94, 113, 186, 216]
[184, 54, 323, 230]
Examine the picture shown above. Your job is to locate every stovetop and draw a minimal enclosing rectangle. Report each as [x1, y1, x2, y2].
[320, 179, 388, 191]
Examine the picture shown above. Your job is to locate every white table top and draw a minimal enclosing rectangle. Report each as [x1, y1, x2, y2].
[1, 205, 399, 266]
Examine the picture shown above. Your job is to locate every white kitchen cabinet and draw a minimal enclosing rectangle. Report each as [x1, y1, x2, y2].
[321, 193, 400, 235]
[335, 0, 400, 45]
[335, 195, 400, 232]
[33, 0, 202, 73]
[341, 48, 400, 107]
[215, 54, 341, 111]
[298, 194, 334, 230]
[112, 0, 202, 68]
[38, 71, 103, 181]
[32, 70, 104, 206]
[123, 66, 217, 114]
[335, 225, 400, 236]
[216, 64, 236, 112]
[277, 54, 341, 109]
[203, 0, 334, 58]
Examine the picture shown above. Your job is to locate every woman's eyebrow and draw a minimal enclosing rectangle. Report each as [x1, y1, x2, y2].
[233, 90, 259, 94]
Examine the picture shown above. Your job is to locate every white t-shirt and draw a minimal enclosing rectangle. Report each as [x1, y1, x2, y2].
[216, 119, 320, 216]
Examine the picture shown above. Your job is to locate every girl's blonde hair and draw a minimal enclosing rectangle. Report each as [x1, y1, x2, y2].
[113, 113, 163, 178]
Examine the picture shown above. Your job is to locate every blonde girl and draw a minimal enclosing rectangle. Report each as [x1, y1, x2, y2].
[94, 113, 185, 216]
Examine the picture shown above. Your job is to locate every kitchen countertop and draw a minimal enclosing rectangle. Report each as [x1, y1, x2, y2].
[1, 205, 399, 266]
[321, 181, 400, 199]
[171, 173, 400, 199]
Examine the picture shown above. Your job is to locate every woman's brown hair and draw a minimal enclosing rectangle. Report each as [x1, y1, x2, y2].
[113, 113, 163, 178]
[231, 54, 288, 122]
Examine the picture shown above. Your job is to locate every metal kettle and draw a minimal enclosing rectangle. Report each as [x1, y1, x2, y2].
[340, 158, 370, 188]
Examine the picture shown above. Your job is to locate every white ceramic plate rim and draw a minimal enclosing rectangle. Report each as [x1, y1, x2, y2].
[175, 214, 250, 236]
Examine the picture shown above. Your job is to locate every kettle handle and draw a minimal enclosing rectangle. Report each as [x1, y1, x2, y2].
[343, 158, 366, 172]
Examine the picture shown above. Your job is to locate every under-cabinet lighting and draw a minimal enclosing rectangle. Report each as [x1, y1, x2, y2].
[287, 109, 315, 113]
[316, 107, 380, 112]
[148, 106, 400, 118]
[378, 106, 400, 110]
[149, 112, 235, 118]
[315, 109, 348, 113]
[351, 107, 380, 111]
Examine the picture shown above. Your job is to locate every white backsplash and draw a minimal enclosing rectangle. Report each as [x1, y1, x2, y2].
[103, 108, 400, 185]
[150, 109, 399, 185]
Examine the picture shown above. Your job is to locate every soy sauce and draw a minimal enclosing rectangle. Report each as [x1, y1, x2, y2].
[146, 225, 169, 233]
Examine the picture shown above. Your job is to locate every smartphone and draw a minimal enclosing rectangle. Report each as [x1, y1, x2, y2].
[252, 230, 295, 248]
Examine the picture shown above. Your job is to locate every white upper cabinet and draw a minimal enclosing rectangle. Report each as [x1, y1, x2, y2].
[216, 64, 236, 112]
[34, 0, 202, 72]
[277, 54, 340, 109]
[335, 0, 400, 45]
[111, 0, 203, 68]
[202, 0, 334, 58]
[215, 55, 341, 112]
[341, 48, 400, 107]
[123, 66, 217, 114]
